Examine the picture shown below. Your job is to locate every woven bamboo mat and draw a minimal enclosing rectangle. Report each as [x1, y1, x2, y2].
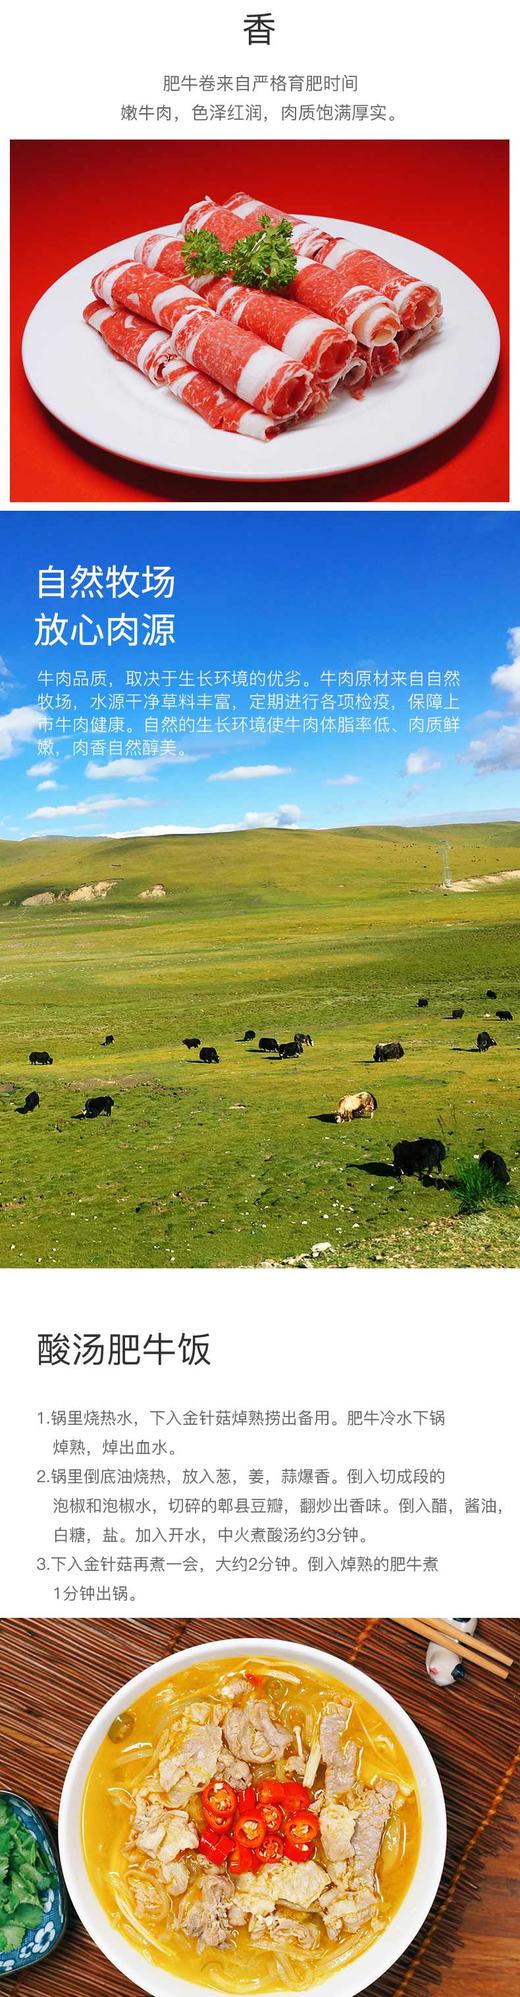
[1, 1618, 518, 1996]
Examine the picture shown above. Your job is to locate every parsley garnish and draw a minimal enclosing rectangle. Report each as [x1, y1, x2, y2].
[182, 230, 230, 279]
[230, 216, 297, 292]
[181, 216, 297, 294]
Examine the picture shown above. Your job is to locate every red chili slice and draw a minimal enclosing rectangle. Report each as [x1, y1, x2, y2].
[234, 1810, 267, 1850]
[259, 1833, 285, 1864]
[229, 1844, 261, 1875]
[199, 1830, 234, 1865]
[284, 1811, 319, 1846]
[235, 1785, 256, 1815]
[261, 1803, 284, 1833]
[198, 1824, 229, 1854]
[283, 1834, 317, 1863]
[201, 1780, 237, 1832]
[258, 1780, 312, 1812]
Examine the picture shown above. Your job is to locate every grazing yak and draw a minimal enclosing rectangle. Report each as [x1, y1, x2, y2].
[183, 1037, 201, 1050]
[295, 1033, 313, 1047]
[243, 1030, 256, 1042]
[258, 1036, 279, 1054]
[336, 1091, 377, 1124]
[374, 1040, 404, 1063]
[486, 989, 497, 999]
[479, 1149, 510, 1185]
[29, 1050, 53, 1066]
[496, 1010, 513, 1021]
[80, 1095, 114, 1118]
[477, 1031, 496, 1052]
[393, 1137, 446, 1179]
[417, 997, 428, 1008]
[278, 1040, 302, 1059]
[102, 1034, 114, 1046]
[199, 1046, 219, 1064]
[16, 1091, 40, 1115]
[452, 1008, 464, 1019]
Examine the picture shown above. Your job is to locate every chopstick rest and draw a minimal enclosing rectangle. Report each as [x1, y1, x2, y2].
[425, 1618, 478, 1687]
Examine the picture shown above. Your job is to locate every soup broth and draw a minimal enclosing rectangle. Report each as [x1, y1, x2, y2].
[82, 1654, 421, 1992]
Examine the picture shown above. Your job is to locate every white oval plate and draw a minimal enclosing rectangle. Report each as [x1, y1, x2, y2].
[22, 214, 500, 485]
[58, 1635, 447, 1997]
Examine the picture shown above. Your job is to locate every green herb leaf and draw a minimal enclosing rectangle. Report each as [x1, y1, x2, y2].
[0, 1807, 57, 1955]
[0, 1919, 27, 1951]
[182, 230, 230, 280]
[229, 215, 297, 293]
[181, 216, 297, 294]
[14, 1902, 46, 1930]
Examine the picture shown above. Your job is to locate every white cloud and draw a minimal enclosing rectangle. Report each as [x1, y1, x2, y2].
[465, 722, 520, 776]
[0, 706, 46, 760]
[325, 774, 360, 788]
[86, 751, 204, 780]
[86, 758, 157, 782]
[0, 655, 15, 688]
[109, 806, 303, 837]
[209, 764, 292, 783]
[36, 780, 59, 792]
[111, 822, 240, 837]
[490, 626, 520, 711]
[28, 796, 148, 821]
[403, 750, 442, 777]
[26, 761, 58, 777]
[465, 627, 520, 773]
[244, 804, 302, 829]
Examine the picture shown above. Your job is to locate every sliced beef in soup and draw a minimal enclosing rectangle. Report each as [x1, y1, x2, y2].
[222, 1701, 291, 1763]
[350, 1780, 397, 1885]
[129, 1798, 198, 1876]
[319, 1882, 379, 1941]
[231, 1860, 330, 1919]
[319, 1708, 358, 1797]
[180, 1873, 234, 1949]
[248, 1914, 320, 1953]
[159, 1722, 223, 1796]
[319, 1803, 356, 1866]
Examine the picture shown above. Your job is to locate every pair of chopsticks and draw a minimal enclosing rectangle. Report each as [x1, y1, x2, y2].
[394, 1618, 513, 1680]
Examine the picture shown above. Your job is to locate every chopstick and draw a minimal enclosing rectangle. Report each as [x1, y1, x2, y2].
[394, 1619, 512, 1680]
[429, 1620, 514, 1667]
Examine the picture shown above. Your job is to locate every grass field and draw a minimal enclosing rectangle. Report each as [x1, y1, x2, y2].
[1, 823, 519, 1269]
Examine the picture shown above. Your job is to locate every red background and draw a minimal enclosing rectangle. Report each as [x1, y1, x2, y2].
[11, 138, 509, 503]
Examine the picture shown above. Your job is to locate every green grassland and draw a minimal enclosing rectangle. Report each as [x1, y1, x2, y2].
[1, 824, 519, 1268]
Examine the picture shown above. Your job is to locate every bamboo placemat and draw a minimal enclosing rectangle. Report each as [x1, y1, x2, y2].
[1, 1617, 518, 1996]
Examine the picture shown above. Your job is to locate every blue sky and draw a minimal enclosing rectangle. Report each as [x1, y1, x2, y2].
[0, 510, 519, 839]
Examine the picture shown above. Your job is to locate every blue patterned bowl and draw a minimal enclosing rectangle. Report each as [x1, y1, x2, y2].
[0, 1793, 67, 1978]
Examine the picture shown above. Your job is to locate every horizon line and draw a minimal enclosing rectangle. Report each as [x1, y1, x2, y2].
[2, 809, 520, 845]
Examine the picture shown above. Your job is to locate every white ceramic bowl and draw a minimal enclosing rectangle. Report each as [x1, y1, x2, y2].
[59, 1636, 447, 1997]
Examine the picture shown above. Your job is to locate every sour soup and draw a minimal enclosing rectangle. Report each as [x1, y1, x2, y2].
[82, 1655, 421, 1991]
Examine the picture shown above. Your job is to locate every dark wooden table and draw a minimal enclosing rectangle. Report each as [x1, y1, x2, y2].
[1, 1618, 519, 1996]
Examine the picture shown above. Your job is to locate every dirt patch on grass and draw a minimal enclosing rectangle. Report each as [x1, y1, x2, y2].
[68, 881, 114, 902]
[21, 892, 57, 907]
[445, 870, 520, 894]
